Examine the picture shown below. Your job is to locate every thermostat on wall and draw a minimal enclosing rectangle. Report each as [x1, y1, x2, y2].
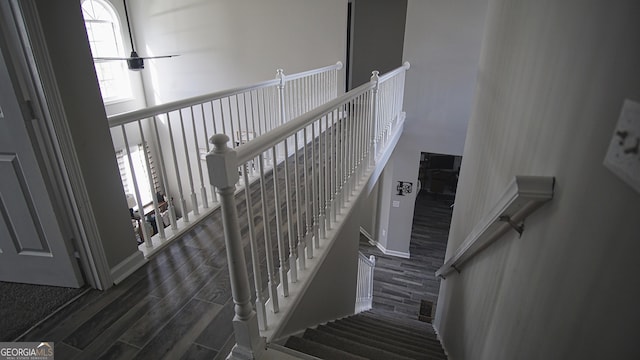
[604, 99, 640, 194]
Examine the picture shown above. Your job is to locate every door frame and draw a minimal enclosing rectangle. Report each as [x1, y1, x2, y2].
[1, 1, 112, 289]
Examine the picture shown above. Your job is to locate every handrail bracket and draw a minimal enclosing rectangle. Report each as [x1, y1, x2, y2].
[499, 215, 524, 237]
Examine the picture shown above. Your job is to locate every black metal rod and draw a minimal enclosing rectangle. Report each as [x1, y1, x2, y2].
[123, 0, 135, 52]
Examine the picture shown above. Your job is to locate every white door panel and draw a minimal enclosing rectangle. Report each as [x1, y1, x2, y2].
[0, 38, 83, 287]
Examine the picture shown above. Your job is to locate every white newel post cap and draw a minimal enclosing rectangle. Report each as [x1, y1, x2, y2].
[207, 134, 239, 188]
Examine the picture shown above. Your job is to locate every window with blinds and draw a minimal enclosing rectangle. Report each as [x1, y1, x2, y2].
[116, 143, 160, 207]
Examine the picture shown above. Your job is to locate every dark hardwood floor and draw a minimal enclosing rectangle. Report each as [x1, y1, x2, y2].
[16, 169, 451, 359]
[359, 191, 453, 322]
[19, 214, 236, 360]
[16, 145, 325, 360]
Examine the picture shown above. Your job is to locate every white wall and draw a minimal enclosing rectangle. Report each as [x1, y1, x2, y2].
[35, 0, 141, 270]
[376, 137, 419, 256]
[121, 0, 348, 215]
[128, 0, 347, 105]
[436, 0, 640, 359]
[359, 179, 380, 240]
[378, 0, 488, 256]
[279, 187, 362, 337]
[402, 0, 488, 157]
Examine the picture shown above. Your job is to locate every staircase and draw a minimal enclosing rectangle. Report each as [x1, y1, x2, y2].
[283, 310, 447, 359]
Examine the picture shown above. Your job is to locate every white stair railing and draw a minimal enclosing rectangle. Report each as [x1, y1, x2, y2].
[355, 252, 376, 313]
[206, 62, 409, 359]
[108, 62, 342, 257]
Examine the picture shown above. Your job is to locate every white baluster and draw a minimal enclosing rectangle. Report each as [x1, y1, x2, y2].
[206, 102, 218, 205]
[191, 106, 208, 210]
[179, 109, 198, 217]
[331, 111, 337, 225]
[121, 124, 151, 247]
[276, 69, 286, 127]
[311, 122, 320, 249]
[206, 134, 264, 359]
[294, 130, 305, 270]
[137, 120, 164, 241]
[242, 163, 266, 331]
[271, 146, 289, 297]
[303, 127, 313, 259]
[152, 115, 177, 230]
[369, 255, 376, 299]
[323, 114, 331, 231]
[167, 113, 188, 223]
[258, 154, 279, 314]
[282, 137, 297, 282]
[318, 116, 326, 240]
[231, 96, 239, 150]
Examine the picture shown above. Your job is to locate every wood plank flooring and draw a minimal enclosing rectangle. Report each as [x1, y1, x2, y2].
[16, 142, 326, 359]
[358, 191, 453, 322]
[16, 158, 451, 359]
[19, 216, 236, 359]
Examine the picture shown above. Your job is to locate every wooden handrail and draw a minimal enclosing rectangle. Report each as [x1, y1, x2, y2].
[436, 175, 555, 279]
[107, 62, 344, 127]
[234, 63, 410, 165]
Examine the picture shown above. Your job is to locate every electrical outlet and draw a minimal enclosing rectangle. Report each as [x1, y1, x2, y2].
[604, 99, 640, 193]
[382, 229, 386, 237]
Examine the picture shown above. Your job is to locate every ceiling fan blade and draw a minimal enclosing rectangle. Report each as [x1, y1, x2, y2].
[140, 55, 179, 60]
[93, 54, 178, 62]
[93, 57, 130, 62]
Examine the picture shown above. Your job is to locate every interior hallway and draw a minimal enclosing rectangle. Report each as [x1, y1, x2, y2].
[359, 191, 453, 323]
[14, 175, 452, 359]
[19, 212, 237, 360]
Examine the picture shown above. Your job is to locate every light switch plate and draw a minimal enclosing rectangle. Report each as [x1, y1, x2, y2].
[392, 200, 400, 208]
[604, 99, 640, 194]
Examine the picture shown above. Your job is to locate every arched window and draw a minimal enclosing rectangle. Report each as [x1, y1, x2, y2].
[82, 0, 132, 102]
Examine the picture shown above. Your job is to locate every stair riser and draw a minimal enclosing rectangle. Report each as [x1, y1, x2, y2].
[356, 313, 436, 336]
[363, 310, 438, 333]
[317, 324, 439, 360]
[333, 319, 445, 352]
[304, 328, 415, 360]
[325, 322, 447, 358]
[285, 336, 368, 360]
[338, 318, 439, 344]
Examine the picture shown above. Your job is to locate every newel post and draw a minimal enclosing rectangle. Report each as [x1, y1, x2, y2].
[276, 68, 287, 126]
[206, 134, 265, 360]
[369, 70, 380, 167]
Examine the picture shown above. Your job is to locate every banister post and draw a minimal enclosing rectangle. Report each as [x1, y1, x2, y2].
[206, 134, 265, 360]
[276, 68, 287, 127]
[369, 70, 380, 167]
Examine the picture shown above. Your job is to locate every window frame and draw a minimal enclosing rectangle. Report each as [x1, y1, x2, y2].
[81, 0, 134, 104]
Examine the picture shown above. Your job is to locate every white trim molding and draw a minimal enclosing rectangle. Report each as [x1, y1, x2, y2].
[110, 251, 147, 284]
[4, 0, 114, 289]
[436, 175, 555, 279]
[359, 226, 376, 246]
[375, 241, 410, 259]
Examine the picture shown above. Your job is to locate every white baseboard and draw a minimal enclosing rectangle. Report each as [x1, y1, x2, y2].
[359, 227, 377, 246]
[110, 250, 147, 284]
[375, 241, 410, 259]
[433, 323, 452, 360]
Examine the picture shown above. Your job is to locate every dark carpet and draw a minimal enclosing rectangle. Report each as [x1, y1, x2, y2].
[0, 281, 87, 341]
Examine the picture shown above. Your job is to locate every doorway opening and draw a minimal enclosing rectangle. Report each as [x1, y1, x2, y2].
[418, 152, 462, 199]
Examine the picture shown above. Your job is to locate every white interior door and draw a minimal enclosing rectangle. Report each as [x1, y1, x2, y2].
[0, 43, 83, 288]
